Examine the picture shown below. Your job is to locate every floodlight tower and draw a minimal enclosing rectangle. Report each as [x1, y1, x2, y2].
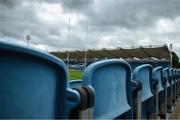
[67, 17, 71, 70]
[170, 43, 173, 67]
[26, 34, 31, 47]
[84, 25, 88, 70]
[170, 44, 173, 51]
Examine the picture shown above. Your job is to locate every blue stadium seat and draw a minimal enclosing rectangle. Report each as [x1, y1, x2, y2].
[132, 64, 156, 119]
[169, 68, 175, 106]
[176, 69, 180, 98]
[82, 59, 140, 119]
[69, 80, 82, 89]
[175, 69, 179, 100]
[173, 69, 176, 101]
[163, 67, 173, 113]
[0, 42, 80, 119]
[163, 68, 170, 92]
[153, 67, 166, 118]
[68, 79, 94, 119]
[174, 69, 177, 99]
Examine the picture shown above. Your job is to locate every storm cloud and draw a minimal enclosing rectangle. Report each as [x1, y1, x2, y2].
[0, 0, 180, 56]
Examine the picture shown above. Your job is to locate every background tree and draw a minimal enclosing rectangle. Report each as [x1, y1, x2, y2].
[172, 52, 180, 68]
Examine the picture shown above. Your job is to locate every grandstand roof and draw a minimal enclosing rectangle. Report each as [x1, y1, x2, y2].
[52, 45, 171, 61]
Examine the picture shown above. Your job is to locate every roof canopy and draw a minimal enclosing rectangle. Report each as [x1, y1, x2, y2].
[51, 45, 171, 62]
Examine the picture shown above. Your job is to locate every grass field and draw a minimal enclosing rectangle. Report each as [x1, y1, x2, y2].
[69, 69, 84, 80]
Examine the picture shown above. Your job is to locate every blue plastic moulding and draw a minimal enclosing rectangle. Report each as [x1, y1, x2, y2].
[0, 42, 80, 119]
[69, 80, 82, 89]
[163, 68, 170, 90]
[172, 69, 177, 104]
[177, 70, 180, 98]
[153, 67, 164, 101]
[169, 68, 174, 103]
[169, 68, 174, 85]
[153, 66, 167, 118]
[82, 59, 134, 119]
[132, 64, 155, 119]
[163, 67, 173, 113]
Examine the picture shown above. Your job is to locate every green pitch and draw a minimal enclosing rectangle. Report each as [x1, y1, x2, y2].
[69, 69, 84, 80]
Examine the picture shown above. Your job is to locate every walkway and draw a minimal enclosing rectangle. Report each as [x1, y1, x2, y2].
[172, 100, 180, 119]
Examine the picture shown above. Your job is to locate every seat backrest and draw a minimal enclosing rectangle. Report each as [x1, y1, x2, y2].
[174, 69, 177, 79]
[163, 67, 170, 87]
[173, 69, 176, 80]
[152, 67, 164, 92]
[177, 70, 180, 78]
[69, 80, 82, 89]
[132, 64, 153, 102]
[82, 59, 132, 119]
[169, 68, 174, 84]
[0, 42, 80, 118]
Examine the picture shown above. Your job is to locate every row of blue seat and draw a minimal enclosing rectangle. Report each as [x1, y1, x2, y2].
[0, 42, 180, 119]
[69, 60, 180, 119]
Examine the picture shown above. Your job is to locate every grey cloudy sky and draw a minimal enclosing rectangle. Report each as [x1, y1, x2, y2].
[0, 0, 180, 57]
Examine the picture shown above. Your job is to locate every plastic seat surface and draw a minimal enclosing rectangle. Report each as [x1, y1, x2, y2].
[82, 59, 132, 119]
[0, 42, 80, 118]
[153, 66, 166, 117]
[173, 69, 176, 81]
[132, 64, 153, 102]
[69, 80, 82, 89]
[153, 67, 164, 93]
[163, 68, 170, 88]
[169, 68, 173, 84]
[177, 70, 180, 77]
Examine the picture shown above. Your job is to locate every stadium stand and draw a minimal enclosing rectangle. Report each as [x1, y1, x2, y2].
[1, 42, 180, 119]
[51, 45, 170, 62]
